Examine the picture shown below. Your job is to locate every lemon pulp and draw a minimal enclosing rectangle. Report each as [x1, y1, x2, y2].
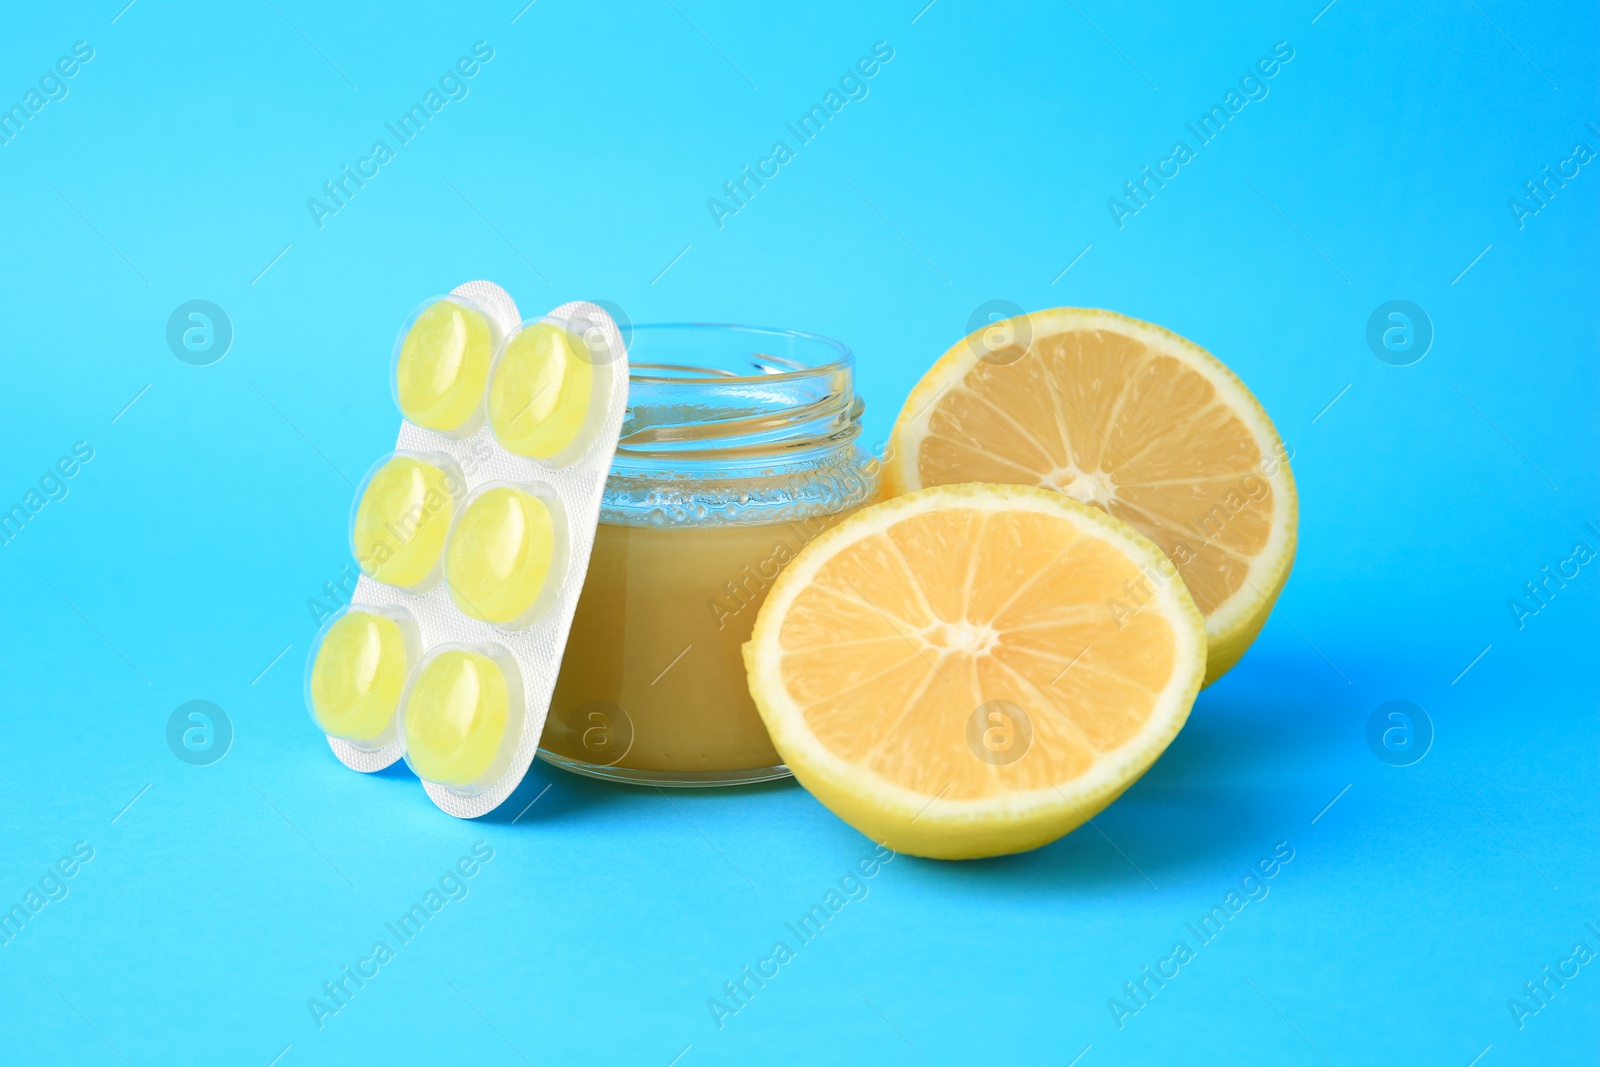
[445, 487, 557, 626]
[396, 300, 494, 431]
[309, 611, 408, 741]
[404, 650, 510, 786]
[353, 456, 455, 588]
[488, 323, 593, 458]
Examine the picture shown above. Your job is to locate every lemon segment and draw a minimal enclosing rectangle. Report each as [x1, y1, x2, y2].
[309, 610, 410, 742]
[885, 307, 1296, 685]
[444, 487, 558, 627]
[743, 483, 1206, 860]
[488, 323, 594, 459]
[403, 650, 511, 787]
[352, 456, 457, 589]
[395, 299, 494, 432]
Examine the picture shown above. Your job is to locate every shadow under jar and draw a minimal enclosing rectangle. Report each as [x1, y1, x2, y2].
[537, 324, 878, 786]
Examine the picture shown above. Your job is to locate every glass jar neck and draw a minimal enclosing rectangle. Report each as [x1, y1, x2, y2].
[601, 324, 877, 526]
[612, 324, 861, 473]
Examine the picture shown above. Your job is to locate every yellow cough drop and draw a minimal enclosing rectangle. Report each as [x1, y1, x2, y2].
[309, 611, 409, 741]
[445, 488, 557, 626]
[488, 323, 593, 458]
[404, 650, 511, 787]
[353, 456, 455, 588]
[396, 300, 494, 431]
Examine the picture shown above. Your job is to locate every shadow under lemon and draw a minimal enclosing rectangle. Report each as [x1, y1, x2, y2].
[541, 513, 852, 779]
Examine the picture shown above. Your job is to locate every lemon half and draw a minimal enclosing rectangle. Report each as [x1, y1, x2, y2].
[885, 308, 1296, 685]
[744, 483, 1206, 859]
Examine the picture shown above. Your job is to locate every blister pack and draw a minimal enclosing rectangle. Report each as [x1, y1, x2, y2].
[303, 280, 628, 818]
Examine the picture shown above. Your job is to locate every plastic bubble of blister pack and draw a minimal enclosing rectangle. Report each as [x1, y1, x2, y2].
[304, 280, 628, 817]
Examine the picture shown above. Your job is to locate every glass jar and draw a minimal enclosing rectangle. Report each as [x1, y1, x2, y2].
[537, 324, 878, 786]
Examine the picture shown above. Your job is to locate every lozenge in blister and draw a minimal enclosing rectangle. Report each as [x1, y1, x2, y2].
[350, 451, 465, 592]
[442, 483, 566, 630]
[401, 644, 523, 789]
[392, 295, 500, 436]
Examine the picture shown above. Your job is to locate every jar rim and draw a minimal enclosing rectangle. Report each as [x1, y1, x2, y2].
[613, 323, 861, 463]
[624, 323, 853, 384]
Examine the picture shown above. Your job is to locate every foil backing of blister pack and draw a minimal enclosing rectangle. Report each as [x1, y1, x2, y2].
[324, 280, 628, 818]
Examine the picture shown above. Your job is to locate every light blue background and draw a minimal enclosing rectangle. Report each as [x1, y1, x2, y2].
[1, 1, 1596, 1063]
